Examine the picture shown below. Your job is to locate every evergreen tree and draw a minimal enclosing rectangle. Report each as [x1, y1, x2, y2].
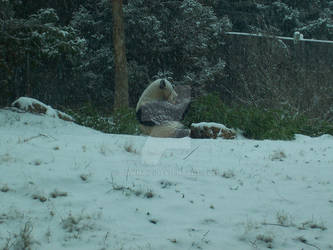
[0, 6, 85, 106]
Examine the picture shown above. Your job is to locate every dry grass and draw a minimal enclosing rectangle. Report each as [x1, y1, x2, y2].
[61, 212, 95, 239]
[80, 173, 92, 182]
[32, 193, 47, 202]
[50, 189, 68, 199]
[256, 233, 274, 248]
[222, 169, 235, 179]
[298, 219, 327, 231]
[124, 144, 137, 154]
[2, 222, 35, 250]
[108, 177, 155, 199]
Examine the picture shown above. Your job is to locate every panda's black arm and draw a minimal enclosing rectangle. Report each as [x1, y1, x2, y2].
[136, 108, 156, 126]
[137, 100, 190, 126]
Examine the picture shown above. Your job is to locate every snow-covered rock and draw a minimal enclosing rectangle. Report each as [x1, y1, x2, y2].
[11, 97, 74, 122]
[190, 122, 236, 139]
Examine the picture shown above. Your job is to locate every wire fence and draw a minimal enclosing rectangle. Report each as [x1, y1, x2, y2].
[219, 31, 333, 119]
[225, 32, 333, 44]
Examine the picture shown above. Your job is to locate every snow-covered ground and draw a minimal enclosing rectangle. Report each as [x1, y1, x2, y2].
[0, 108, 332, 250]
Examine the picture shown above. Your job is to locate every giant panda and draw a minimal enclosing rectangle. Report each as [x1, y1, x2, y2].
[136, 78, 190, 138]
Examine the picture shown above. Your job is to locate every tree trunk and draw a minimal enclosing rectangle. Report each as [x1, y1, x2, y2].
[25, 52, 31, 97]
[112, 0, 129, 110]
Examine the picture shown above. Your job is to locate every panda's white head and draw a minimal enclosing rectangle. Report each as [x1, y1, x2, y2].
[136, 79, 177, 111]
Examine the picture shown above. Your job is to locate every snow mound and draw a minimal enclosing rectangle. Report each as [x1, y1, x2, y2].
[11, 97, 74, 122]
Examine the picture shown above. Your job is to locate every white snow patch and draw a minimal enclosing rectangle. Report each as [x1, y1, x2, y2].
[191, 122, 230, 130]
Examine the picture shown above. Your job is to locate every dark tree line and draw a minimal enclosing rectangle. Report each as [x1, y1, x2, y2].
[1, 0, 332, 119]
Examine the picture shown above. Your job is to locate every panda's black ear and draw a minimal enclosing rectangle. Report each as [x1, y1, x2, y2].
[159, 79, 166, 89]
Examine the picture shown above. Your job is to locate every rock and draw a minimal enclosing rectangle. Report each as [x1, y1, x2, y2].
[190, 122, 236, 139]
[174, 85, 191, 104]
[11, 97, 74, 122]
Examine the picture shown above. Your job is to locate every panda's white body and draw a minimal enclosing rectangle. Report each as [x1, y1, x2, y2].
[136, 79, 190, 138]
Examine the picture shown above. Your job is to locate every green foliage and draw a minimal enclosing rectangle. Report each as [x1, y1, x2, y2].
[111, 107, 140, 135]
[183, 93, 227, 127]
[68, 103, 139, 135]
[184, 94, 333, 140]
[230, 106, 297, 140]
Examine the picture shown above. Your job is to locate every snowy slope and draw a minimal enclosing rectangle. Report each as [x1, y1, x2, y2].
[0, 109, 332, 250]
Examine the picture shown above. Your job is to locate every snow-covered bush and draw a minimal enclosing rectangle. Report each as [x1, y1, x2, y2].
[297, 18, 333, 40]
[268, 1, 301, 34]
[124, 0, 231, 97]
[0, 7, 86, 106]
[28, 9, 86, 61]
